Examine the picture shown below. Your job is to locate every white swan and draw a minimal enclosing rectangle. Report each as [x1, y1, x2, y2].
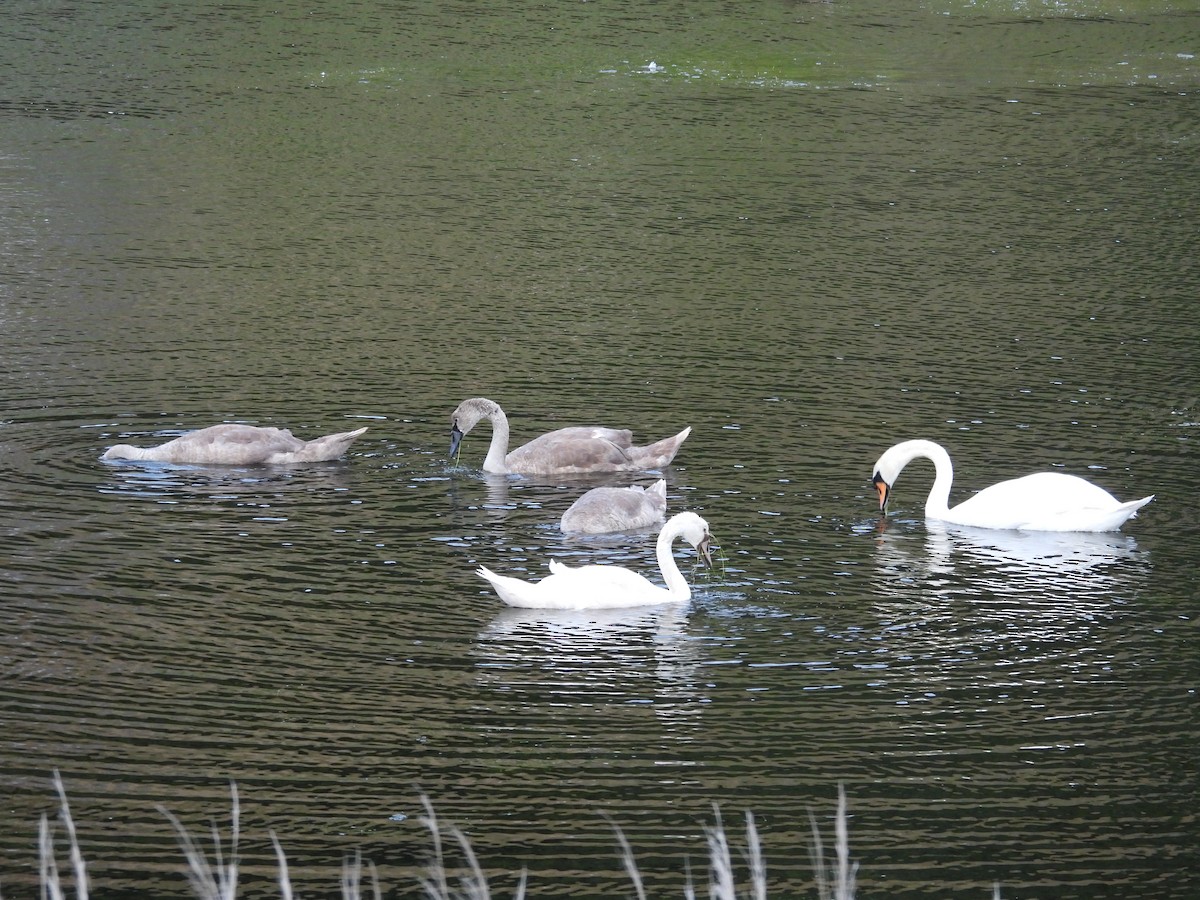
[476, 511, 714, 609]
[871, 439, 1153, 532]
[102, 423, 368, 465]
[449, 397, 690, 476]
[561, 479, 668, 533]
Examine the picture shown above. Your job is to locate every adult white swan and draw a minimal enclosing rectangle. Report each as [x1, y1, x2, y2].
[449, 397, 690, 476]
[102, 423, 368, 465]
[476, 511, 714, 609]
[871, 439, 1153, 532]
[561, 480, 668, 533]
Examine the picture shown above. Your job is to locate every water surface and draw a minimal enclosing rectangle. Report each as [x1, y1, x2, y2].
[1, 1, 1197, 897]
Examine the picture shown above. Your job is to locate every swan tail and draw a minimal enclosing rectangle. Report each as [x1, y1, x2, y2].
[1103, 494, 1155, 529]
[1122, 494, 1155, 520]
[294, 426, 368, 461]
[476, 565, 538, 607]
[1097, 494, 1155, 531]
[634, 426, 691, 468]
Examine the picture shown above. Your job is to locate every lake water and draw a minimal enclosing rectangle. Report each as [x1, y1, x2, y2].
[1, 1, 1197, 897]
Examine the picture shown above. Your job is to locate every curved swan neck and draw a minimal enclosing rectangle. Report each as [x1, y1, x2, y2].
[480, 404, 511, 474]
[898, 439, 955, 518]
[655, 524, 691, 600]
[104, 444, 154, 460]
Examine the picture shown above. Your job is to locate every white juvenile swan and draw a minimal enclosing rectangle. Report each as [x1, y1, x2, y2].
[449, 397, 690, 476]
[102, 423, 368, 465]
[476, 511, 714, 609]
[561, 479, 668, 534]
[872, 439, 1154, 532]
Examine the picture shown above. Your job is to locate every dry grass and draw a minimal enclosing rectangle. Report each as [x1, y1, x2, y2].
[29, 771, 872, 900]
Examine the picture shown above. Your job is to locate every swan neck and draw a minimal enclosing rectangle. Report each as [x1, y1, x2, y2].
[655, 524, 691, 600]
[482, 406, 511, 473]
[912, 440, 954, 518]
[108, 444, 154, 460]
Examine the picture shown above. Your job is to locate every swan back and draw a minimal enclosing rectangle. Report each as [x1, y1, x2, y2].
[560, 479, 668, 533]
[102, 424, 367, 465]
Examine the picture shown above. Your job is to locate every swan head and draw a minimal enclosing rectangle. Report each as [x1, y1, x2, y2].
[871, 440, 947, 513]
[871, 445, 909, 512]
[671, 511, 715, 567]
[449, 397, 501, 459]
[872, 470, 891, 512]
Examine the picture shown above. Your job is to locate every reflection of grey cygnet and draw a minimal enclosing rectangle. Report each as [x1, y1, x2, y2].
[102, 423, 367, 465]
[449, 397, 690, 476]
[561, 480, 667, 534]
[872, 438, 1153, 532]
[477, 512, 714, 610]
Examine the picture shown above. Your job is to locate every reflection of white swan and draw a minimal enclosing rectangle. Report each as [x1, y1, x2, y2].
[476, 512, 713, 609]
[475, 601, 705, 734]
[872, 439, 1153, 531]
[869, 519, 1151, 693]
[872, 517, 1148, 606]
[561, 479, 667, 533]
[483, 603, 685, 634]
[449, 397, 690, 476]
[102, 423, 367, 465]
[922, 519, 1144, 575]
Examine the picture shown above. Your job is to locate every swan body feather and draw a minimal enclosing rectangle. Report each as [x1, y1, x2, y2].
[477, 511, 713, 609]
[102, 423, 368, 465]
[872, 439, 1152, 532]
[450, 397, 690, 476]
[561, 479, 668, 533]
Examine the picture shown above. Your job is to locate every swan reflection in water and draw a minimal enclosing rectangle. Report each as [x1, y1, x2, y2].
[872, 517, 1149, 600]
[97, 457, 358, 503]
[473, 602, 708, 736]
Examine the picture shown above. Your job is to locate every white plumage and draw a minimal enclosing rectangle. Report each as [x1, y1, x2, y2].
[477, 511, 714, 609]
[872, 439, 1152, 532]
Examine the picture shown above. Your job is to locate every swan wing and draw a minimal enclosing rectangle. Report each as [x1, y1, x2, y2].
[506, 428, 636, 474]
[478, 562, 672, 609]
[155, 424, 302, 464]
[541, 564, 673, 608]
[944, 472, 1150, 532]
[106, 423, 365, 465]
[506, 426, 689, 475]
[1016, 495, 1154, 532]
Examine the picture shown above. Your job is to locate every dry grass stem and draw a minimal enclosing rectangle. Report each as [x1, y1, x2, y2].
[39, 770, 89, 900]
[27, 776, 961, 900]
[156, 781, 240, 900]
[808, 783, 857, 900]
[417, 794, 526, 900]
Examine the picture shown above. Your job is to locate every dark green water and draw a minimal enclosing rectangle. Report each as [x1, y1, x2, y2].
[1, 1, 1197, 897]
